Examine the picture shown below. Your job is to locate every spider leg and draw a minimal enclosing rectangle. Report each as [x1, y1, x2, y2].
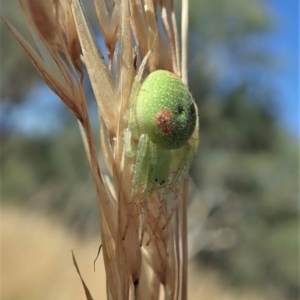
[132, 134, 151, 196]
[139, 140, 159, 246]
[122, 129, 136, 240]
[123, 134, 158, 246]
[122, 133, 150, 240]
[144, 148, 173, 245]
[146, 137, 197, 244]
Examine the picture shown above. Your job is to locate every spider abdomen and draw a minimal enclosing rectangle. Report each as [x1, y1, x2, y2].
[135, 70, 196, 150]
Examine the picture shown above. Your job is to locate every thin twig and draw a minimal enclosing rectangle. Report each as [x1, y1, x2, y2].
[181, 177, 189, 300]
[181, 0, 189, 85]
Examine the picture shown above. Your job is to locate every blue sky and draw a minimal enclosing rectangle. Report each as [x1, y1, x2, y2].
[266, 0, 299, 137]
[1, 0, 299, 138]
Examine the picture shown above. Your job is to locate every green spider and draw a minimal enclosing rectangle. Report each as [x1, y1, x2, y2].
[124, 64, 199, 243]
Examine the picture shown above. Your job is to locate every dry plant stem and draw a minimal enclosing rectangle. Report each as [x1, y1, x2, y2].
[179, 2, 190, 296]
[71, 1, 129, 297]
[174, 204, 180, 298]
[171, 2, 181, 78]
[181, 0, 189, 85]
[161, 1, 180, 76]
[115, 1, 143, 296]
[181, 178, 189, 300]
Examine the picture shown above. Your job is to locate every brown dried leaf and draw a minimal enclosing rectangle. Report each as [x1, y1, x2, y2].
[22, 0, 57, 46]
[72, 251, 95, 300]
[57, 0, 82, 72]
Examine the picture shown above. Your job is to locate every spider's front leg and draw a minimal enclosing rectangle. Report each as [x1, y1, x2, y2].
[122, 130, 150, 241]
[132, 134, 151, 197]
[129, 134, 154, 245]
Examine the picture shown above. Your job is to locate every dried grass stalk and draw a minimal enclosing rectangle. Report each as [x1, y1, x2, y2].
[2, 0, 199, 299]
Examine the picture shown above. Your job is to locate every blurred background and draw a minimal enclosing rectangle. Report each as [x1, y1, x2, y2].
[1, 0, 299, 299]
